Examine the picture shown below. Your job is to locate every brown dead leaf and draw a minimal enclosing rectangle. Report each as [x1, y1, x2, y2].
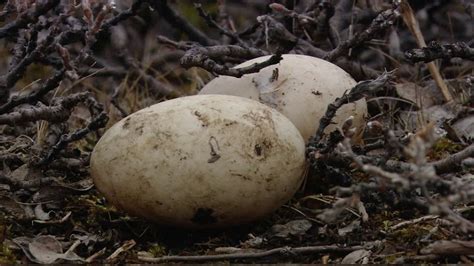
[395, 82, 440, 109]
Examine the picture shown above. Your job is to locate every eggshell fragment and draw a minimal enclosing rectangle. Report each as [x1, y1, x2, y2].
[91, 95, 306, 228]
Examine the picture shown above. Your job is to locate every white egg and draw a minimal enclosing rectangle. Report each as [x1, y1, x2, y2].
[91, 95, 306, 228]
[199, 54, 367, 142]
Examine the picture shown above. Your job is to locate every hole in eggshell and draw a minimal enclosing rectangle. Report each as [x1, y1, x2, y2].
[191, 208, 217, 225]
[254, 144, 263, 156]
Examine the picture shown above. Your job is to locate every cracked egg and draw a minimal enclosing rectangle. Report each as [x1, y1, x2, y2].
[199, 54, 367, 142]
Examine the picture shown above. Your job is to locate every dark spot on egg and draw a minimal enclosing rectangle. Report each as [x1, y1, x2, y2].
[122, 117, 131, 129]
[191, 208, 217, 225]
[255, 144, 263, 156]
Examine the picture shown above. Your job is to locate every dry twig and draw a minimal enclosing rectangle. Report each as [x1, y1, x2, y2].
[400, 0, 453, 102]
[138, 244, 366, 263]
[307, 71, 393, 162]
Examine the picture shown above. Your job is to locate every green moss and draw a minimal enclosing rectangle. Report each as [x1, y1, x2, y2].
[148, 244, 167, 257]
[384, 254, 398, 264]
[389, 225, 430, 244]
[429, 138, 462, 160]
[0, 243, 16, 264]
[0, 223, 17, 264]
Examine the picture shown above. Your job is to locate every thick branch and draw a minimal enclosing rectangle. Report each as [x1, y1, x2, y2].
[0, 92, 89, 125]
[180, 45, 279, 78]
[194, 3, 245, 46]
[405, 42, 474, 63]
[433, 144, 474, 174]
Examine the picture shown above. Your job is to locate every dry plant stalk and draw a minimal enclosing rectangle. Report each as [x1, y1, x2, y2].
[400, 0, 453, 102]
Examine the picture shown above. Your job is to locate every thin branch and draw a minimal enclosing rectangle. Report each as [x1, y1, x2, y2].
[0, 36, 54, 95]
[150, 0, 218, 46]
[194, 3, 246, 46]
[0, 23, 58, 107]
[0, 174, 56, 190]
[157, 35, 194, 50]
[138, 244, 365, 263]
[96, 0, 148, 39]
[327, 142, 474, 175]
[325, 6, 400, 61]
[253, 14, 379, 80]
[255, 15, 300, 52]
[400, 0, 453, 102]
[36, 97, 109, 166]
[118, 50, 179, 96]
[0, 69, 66, 115]
[307, 71, 393, 156]
[389, 208, 474, 231]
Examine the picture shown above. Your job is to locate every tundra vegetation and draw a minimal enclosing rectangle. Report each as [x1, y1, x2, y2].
[0, 0, 473, 264]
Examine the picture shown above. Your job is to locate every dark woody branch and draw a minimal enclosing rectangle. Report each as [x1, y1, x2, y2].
[0, 0, 60, 39]
[0, 69, 66, 114]
[255, 15, 380, 79]
[158, 36, 281, 78]
[405, 41, 474, 63]
[180, 45, 278, 77]
[163, 2, 399, 80]
[0, 35, 54, 93]
[0, 24, 58, 105]
[325, 7, 400, 61]
[306, 71, 393, 162]
[95, 0, 148, 40]
[150, 0, 218, 46]
[36, 96, 109, 166]
[194, 3, 246, 46]
[322, 143, 474, 175]
[0, 92, 89, 125]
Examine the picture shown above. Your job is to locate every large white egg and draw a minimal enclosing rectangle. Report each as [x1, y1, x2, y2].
[199, 54, 367, 142]
[91, 95, 306, 228]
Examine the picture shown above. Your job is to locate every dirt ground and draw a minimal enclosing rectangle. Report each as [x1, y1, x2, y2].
[0, 0, 473, 264]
